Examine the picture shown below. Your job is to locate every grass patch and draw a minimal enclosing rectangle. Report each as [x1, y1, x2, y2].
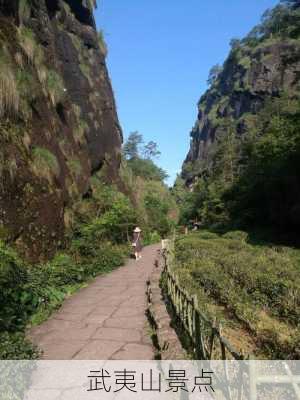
[72, 103, 82, 118]
[67, 158, 82, 178]
[18, 26, 36, 65]
[74, 119, 89, 146]
[0, 50, 19, 118]
[46, 70, 65, 106]
[173, 230, 300, 359]
[31, 147, 60, 183]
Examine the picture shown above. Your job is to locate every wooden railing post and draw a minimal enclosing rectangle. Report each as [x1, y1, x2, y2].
[193, 296, 204, 359]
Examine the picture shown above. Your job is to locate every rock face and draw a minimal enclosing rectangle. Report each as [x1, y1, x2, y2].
[0, 0, 122, 260]
[183, 38, 300, 183]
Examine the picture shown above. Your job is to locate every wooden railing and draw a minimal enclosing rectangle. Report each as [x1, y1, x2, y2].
[160, 240, 300, 400]
[161, 239, 246, 360]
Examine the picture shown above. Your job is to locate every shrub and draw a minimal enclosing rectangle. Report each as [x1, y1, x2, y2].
[143, 231, 161, 246]
[0, 332, 39, 360]
[195, 230, 219, 240]
[73, 194, 137, 244]
[144, 193, 172, 237]
[222, 230, 249, 242]
[80, 243, 128, 277]
[43, 253, 85, 286]
[0, 241, 29, 331]
[128, 158, 168, 182]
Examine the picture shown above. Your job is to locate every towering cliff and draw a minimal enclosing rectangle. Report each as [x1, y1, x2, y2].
[183, 2, 300, 184]
[181, 2, 300, 230]
[0, 0, 122, 260]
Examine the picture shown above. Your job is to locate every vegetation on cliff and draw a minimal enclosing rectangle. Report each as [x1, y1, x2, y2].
[0, 0, 122, 261]
[180, 0, 300, 235]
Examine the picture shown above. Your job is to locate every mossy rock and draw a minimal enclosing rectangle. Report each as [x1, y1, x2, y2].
[31, 146, 60, 183]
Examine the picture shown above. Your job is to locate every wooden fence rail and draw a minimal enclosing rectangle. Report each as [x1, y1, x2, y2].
[160, 239, 300, 399]
[161, 239, 245, 361]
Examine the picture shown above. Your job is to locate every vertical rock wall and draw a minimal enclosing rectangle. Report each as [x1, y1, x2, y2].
[0, 0, 122, 260]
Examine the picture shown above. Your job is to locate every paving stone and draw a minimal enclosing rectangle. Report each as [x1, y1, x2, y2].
[29, 319, 85, 339]
[73, 340, 124, 360]
[112, 306, 146, 318]
[54, 306, 94, 318]
[104, 317, 146, 329]
[111, 343, 154, 360]
[92, 327, 142, 342]
[40, 342, 87, 360]
[87, 306, 117, 317]
[83, 314, 108, 325]
[36, 325, 97, 344]
[51, 313, 88, 323]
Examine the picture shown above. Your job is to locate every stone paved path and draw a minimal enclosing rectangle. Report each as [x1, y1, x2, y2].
[28, 244, 160, 360]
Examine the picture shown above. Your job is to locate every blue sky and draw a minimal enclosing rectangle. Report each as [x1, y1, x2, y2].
[94, 0, 279, 185]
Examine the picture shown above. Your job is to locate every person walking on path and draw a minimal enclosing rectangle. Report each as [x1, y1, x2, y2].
[132, 227, 143, 260]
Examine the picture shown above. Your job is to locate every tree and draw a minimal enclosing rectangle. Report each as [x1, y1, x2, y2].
[123, 131, 143, 160]
[144, 193, 171, 236]
[213, 119, 240, 185]
[143, 141, 161, 160]
[127, 158, 168, 182]
[243, 25, 262, 47]
[260, 4, 294, 38]
[123, 132, 168, 181]
[207, 64, 222, 86]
